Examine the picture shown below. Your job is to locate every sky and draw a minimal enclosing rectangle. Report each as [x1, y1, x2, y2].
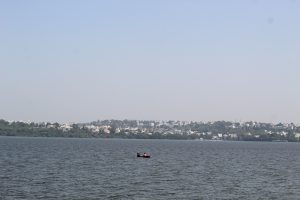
[0, 0, 299, 124]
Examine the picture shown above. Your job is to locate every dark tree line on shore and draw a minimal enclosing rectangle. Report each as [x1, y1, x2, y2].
[0, 119, 299, 142]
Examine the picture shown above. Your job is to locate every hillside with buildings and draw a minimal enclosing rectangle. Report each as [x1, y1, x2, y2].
[1, 119, 300, 142]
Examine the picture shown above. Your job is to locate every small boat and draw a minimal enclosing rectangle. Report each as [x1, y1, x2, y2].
[137, 152, 150, 158]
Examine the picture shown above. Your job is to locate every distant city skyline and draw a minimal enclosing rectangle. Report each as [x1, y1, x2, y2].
[1, 1, 299, 124]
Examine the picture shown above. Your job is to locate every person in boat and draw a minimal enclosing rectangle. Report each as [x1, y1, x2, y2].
[143, 152, 147, 157]
[137, 152, 140, 157]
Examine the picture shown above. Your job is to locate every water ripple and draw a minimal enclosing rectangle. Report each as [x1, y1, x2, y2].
[0, 137, 299, 199]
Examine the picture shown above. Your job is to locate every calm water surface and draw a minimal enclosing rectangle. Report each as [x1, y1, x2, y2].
[0, 136, 299, 199]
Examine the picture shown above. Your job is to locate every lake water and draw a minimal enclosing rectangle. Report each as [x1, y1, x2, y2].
[0, 137, 299, 199]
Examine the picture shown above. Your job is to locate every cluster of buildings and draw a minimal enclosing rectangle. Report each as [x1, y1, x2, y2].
[65, 120, 300, 140]
[4, 119, 300, 141]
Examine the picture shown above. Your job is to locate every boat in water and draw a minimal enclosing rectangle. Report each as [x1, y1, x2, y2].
[137, 152, 150, 158]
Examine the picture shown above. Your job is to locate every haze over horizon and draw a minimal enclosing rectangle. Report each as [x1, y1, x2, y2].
[1, 1, 299, 124]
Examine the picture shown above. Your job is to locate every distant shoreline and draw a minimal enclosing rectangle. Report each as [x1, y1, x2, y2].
[0, 135, 296, 143]
[1, 119, 299, 142]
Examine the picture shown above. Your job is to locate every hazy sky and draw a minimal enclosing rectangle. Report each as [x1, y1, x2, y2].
[0, 0, 299, 123]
